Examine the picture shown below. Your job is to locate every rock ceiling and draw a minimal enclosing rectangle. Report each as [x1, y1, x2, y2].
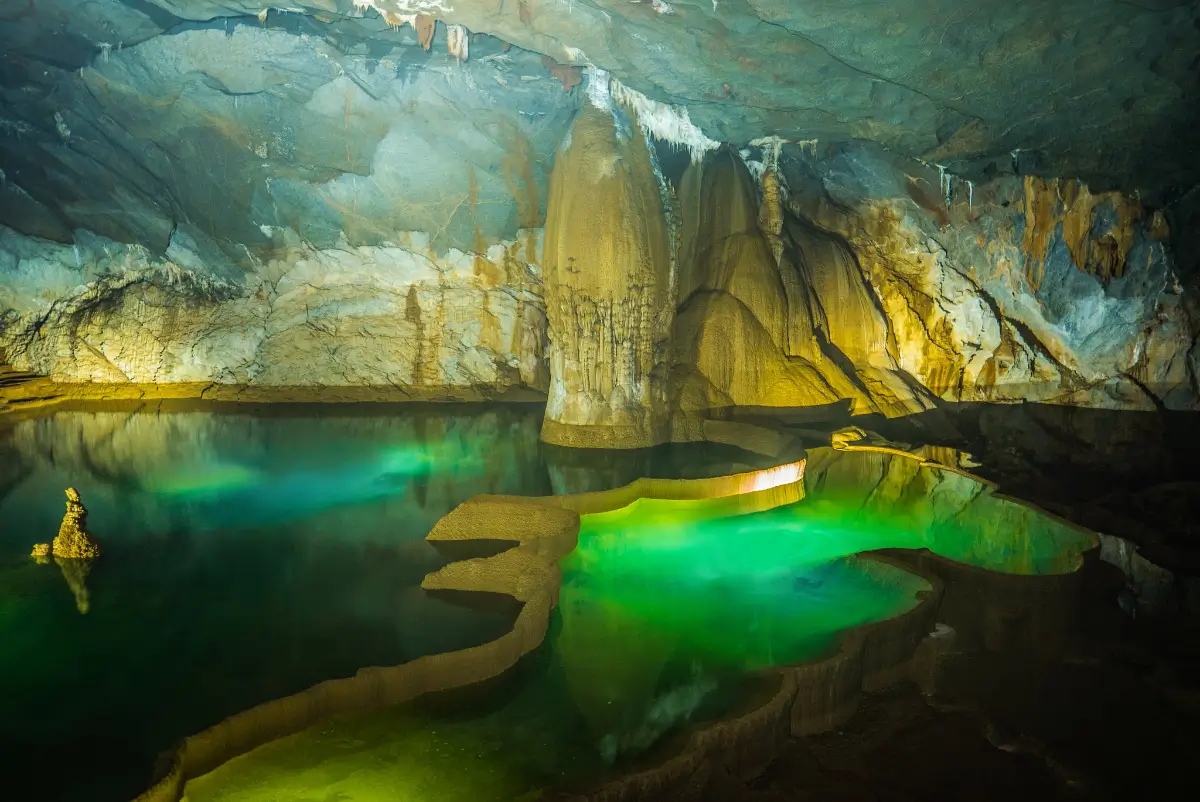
[1, 0, 1197, 252]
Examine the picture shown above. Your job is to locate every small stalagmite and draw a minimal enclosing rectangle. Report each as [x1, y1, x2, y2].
[51, 488, 102, 559]
[30, 542, 51, 564]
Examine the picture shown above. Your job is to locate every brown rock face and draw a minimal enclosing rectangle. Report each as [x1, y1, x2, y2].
[540, 105, 675, 448]
[52, 488, 102, 560]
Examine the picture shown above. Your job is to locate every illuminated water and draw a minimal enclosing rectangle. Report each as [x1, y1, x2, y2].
[184, 449, 1093, 802]
[0, 405, 1095, 802]
[0, 404, 776, 802]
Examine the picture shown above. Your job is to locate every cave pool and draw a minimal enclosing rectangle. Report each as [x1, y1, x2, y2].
[178, 443, 1094, 802]
[0, 403, 787, 802]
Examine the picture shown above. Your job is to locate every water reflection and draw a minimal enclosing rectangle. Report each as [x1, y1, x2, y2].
[0, 405, 550, 802]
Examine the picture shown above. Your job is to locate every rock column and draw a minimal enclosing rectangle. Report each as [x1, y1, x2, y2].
[540, 105, 674, 448]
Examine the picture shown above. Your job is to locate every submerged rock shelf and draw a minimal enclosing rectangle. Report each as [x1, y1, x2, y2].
[174, 450, 1099, 802]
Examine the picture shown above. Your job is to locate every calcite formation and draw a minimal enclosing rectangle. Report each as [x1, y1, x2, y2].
[672, 148, 931, 421]
[787, 143, 1196, 409]
[540, 105, 675, 448]
[30, 542, 51, 563]
[29, 488, 101, 614]
[0, 2, 1197, 446]
[52, 488, 102, 560]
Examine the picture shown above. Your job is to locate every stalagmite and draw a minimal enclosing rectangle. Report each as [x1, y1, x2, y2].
[30, 488, 102, 614]
[540, 104, 675, 448]
[52, 488, 102, 559]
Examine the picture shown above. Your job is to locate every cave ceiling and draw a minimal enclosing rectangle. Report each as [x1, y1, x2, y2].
[1, 0, 1197, 255]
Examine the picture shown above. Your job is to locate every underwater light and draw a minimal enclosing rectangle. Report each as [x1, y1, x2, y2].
[742, 461, 805, 493]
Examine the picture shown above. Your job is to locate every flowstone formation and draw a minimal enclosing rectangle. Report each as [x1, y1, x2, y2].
[0, 1, 1197, 440]
[541, 101, 675, 448]
[672, 147, 931, 420]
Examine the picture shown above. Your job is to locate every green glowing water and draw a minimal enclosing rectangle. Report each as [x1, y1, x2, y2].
[0, 406, 1096, 802]
[185, 449, 1095, 802]
[0, 404, 775, 802]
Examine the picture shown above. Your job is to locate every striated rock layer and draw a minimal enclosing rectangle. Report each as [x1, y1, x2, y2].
[0, 227, 548, 395]
[540, 104, 675, 448]
[779, 143, 1197, 410]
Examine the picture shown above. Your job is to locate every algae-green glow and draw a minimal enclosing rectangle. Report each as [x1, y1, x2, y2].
[180, 450, 1096, 802]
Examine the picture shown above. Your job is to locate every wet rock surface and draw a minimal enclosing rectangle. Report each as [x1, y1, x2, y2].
[712, 558, 1200, 802]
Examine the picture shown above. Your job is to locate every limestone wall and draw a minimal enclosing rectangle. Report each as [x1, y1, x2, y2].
[0, 227, 548, 394]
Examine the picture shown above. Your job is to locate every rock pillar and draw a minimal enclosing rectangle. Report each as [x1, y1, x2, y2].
[540, 105, 674, 448]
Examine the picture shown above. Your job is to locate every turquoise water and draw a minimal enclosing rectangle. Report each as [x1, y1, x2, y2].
[184, 447, 1095, 802]
[0, 404, 775, 802]
[0, 406, 1096, 802]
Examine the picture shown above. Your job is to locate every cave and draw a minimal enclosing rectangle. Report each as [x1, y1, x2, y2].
[1, 2, 1199, 801]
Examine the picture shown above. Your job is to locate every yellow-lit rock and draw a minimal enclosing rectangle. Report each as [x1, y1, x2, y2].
[52, 488, 102, 560]
[540, 105, 675, 448]
[795, 154, 1195, 409]
[30, 542, 51, 563]
[672, 148, 929, 419]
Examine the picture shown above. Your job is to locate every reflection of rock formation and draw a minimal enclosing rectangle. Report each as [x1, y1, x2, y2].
[540, 104, 674, 448]
[803, 448, 1091, 575]
[0, 424, 28, 507]
[28, 490, 101, 613]
[52, 488, 102, 559]
[55, 557, 94, 615]
[555, 588, 677, 758]
[4, 407, 550, 537]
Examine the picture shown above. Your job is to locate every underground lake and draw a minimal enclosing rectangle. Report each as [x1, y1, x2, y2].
[0, 402, 1112, 802]
[0, 403, 783, 802]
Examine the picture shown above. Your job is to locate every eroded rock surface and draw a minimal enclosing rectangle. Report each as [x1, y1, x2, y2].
[0, 226, 548, 391]
[52, 487, 102, 559]
[0, 0, 1197, 439]
[781, 142, 1197, 408]
[541, 103, 675, 448]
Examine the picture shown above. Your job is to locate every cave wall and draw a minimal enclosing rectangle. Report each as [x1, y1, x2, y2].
[3, 122, 1195, 419]
[0, 11, 585, 394]
[779, 142, 1196, 410]
[1, 2, 1197, 437]
[0, 225, 547, 392]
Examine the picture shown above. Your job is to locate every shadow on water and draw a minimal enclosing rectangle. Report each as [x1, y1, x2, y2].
[738, 400, 1200, 574]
